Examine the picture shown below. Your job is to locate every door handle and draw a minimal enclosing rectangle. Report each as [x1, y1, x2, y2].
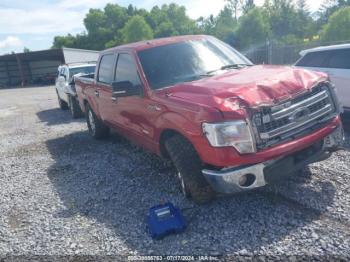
[148, 104, 162, 111]
[95, 90, 99, 97]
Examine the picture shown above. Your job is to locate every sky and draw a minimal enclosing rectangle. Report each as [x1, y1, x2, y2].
[0, 0, 323, 55]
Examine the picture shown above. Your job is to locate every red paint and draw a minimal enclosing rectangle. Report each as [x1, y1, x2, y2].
[75, 35, 340, 169]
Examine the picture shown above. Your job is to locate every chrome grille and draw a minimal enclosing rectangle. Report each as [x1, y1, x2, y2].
[252, 84, 336, 150]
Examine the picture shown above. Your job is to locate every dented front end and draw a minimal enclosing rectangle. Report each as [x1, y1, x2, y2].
[202, 80, 344, 194]
[249, 81, 342, 151]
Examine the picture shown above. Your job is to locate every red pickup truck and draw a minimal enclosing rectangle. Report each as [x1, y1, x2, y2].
[75, 35, 344, 203]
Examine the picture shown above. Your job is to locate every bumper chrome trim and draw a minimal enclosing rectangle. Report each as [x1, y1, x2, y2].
[202, 125, 344, 194]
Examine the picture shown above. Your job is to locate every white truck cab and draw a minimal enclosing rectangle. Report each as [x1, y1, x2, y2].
[55, 63, 96, 118]
[295, 43, 350, 112]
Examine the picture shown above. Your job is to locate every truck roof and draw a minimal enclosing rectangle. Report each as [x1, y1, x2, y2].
[300, 43, 350, 56]
[58, 63, 96, 69]
[103, 35, 208, 53]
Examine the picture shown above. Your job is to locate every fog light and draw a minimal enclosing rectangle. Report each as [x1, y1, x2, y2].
[238, 174, 256, 187]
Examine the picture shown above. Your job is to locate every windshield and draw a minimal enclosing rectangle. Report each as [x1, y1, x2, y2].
[69, 66, 96, 80]
[137, 37, 252, 90]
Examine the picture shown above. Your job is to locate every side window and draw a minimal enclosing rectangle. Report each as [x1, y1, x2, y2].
[296, 51, 330, 67]
[64, 68, 69, 79]
[328, 49, 350, 69]
[114, 53, 142, 87]
[60, 68, 66, 79]
[98, 54, 115, 84]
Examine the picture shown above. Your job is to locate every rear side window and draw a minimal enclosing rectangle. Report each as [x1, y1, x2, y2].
[98, 54, 115, 84]
[115, 53, 142, 87]
[296, 51, 330, 67]
[328, 49, 350, 69]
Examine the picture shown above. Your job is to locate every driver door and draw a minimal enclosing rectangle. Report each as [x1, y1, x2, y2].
[57, 67, 68, 102]
[111, 53, 155, 149]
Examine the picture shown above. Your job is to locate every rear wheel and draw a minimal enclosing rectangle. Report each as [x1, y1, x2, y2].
[57, 90, 68, 110]
[165, 134, 216, 204]
[86, 104, 110, 139]
[68, 95, 83, 119]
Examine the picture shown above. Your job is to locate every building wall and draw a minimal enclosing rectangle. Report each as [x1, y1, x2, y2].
[0, 60, 21, 87]
[0, 48, 99, 88]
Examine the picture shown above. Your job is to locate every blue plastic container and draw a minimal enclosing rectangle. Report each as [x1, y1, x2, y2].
[147, 202, 186, 239]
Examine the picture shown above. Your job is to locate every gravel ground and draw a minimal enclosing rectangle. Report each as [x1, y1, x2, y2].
[1, 86, 350, 260]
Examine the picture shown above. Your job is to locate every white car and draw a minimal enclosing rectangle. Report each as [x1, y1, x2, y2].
[295, 44, 350, 112]
[56, 63, 96, 118]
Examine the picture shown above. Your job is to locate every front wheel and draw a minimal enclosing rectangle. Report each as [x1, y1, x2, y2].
[165, 134, 216, 204]
[56, 90, 68, 110]
[86, 104, 110, 139]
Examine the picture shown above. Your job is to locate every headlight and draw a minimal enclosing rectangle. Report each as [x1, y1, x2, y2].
[202, 120, 255, 154]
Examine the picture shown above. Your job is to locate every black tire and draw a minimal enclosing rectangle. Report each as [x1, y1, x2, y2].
[86, 104, 110, 139]
[165, 134, 216, 204]
[68, 95, 83, 119]
[57, 90, 68, 110]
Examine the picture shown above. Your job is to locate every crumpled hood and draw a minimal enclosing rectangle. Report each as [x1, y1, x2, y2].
[164, 65, 328, 112]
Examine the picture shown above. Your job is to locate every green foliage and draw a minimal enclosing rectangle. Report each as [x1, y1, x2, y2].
[121, 15, 153, 43]
[242, 0, 256, 13]
[317, 0, 350, 26]
[52, 3, 198, 49]
[235, 8, 270, 48]
[51, 0, 350, 52]
[214, 6, 237, 42]
[52, 34, 76, 49]
[198, 6, 237, 44]
[321, 6, 350, 42]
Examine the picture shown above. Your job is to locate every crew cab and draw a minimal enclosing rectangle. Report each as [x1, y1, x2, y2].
[56, 63, 96, 118]
[75, 35, 344, 203]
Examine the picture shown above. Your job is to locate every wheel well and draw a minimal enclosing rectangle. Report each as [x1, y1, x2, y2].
[159, 129, 183, 159]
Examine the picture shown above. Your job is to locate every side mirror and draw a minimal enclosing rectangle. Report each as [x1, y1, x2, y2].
[112, 81, 141, 97]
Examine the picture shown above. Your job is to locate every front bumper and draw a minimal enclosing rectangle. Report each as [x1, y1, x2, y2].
[202, 126, 345, 194]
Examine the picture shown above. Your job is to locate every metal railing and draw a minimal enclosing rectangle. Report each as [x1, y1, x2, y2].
[241, 39, 350, 65]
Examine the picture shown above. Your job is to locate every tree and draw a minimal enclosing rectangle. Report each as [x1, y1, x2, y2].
[121, 15, 153, 43]
[295, 0, 317, 39]
[197, 15, 216, 35]
[317, 0, 350, 26]
[52, 3, 200, 50]
[52, 34, 76, 49]
[213, 6, 237, 44]
[23, 47, 30, 53]
[242, 0, 256, 14]
[321, 6, 350, 42]
[83, 5, 129, 50]
[235, 8, 270, 49]
[264, 0, 296, 38]
[143, 3, 199, 38]
[225, 0, 241, 21]
[155, 21, 178, 37]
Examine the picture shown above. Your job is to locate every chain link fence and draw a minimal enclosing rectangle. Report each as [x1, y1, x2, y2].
[241, 39, 350, 65]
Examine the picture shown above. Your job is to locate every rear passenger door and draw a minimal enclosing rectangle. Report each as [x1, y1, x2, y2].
[94, 53, 116, 123]
[325, 49, 350, 110]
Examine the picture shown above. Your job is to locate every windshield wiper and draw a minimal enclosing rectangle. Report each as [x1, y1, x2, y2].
[206, 64, 253, 75]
